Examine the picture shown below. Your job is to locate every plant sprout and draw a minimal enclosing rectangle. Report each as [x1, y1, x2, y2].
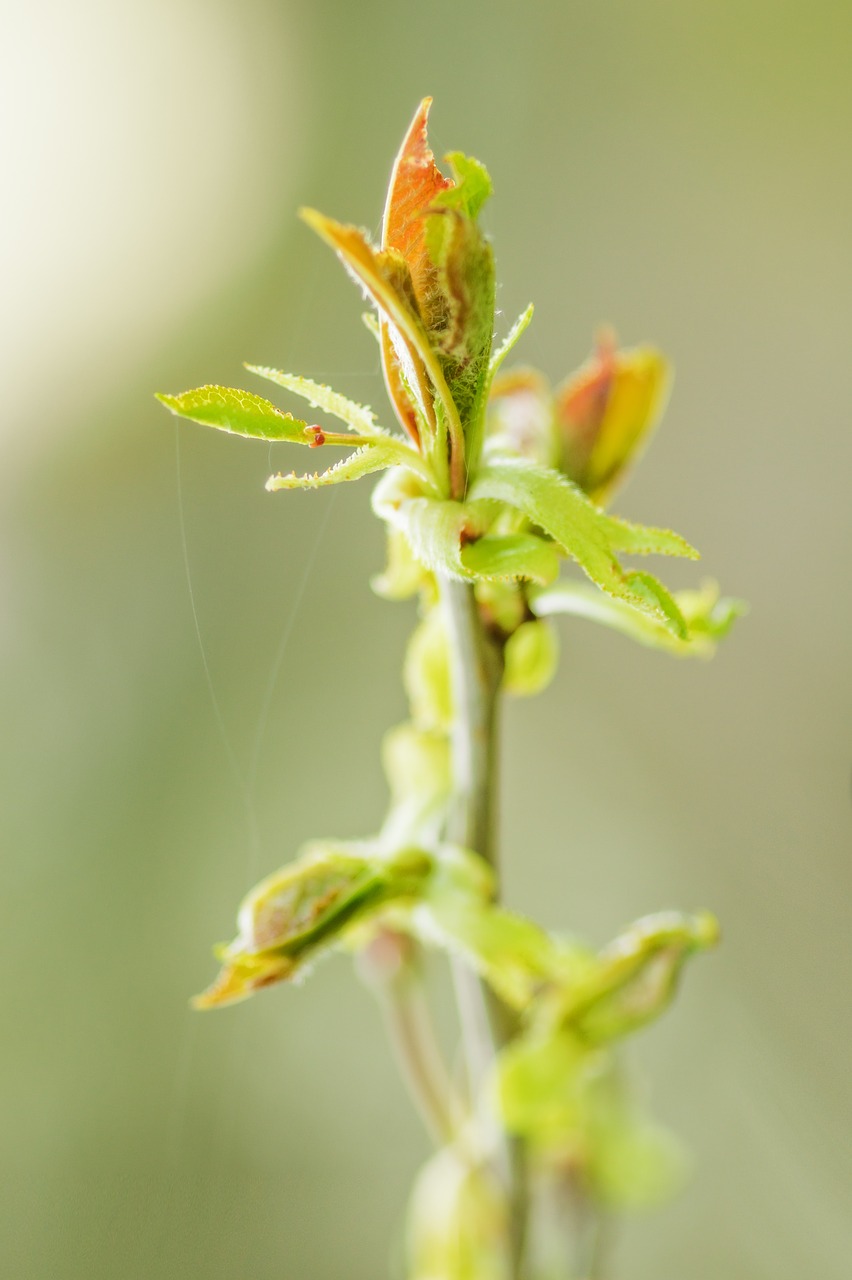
[158, 99, 741, 1280]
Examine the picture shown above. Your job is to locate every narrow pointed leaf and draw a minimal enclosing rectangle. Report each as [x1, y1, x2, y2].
[602, 513, 698, 559]
[266, 441, 433, 492]
[245, 366, 383, 436]
[157, 386, 311, 442]
[302, 207, 463, 457]
[488, 304, 535, 381]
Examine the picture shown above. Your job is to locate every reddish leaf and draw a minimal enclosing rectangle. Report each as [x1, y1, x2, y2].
[382, 96, 453, 323]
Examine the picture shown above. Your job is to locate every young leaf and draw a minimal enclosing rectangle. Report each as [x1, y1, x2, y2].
[487, 303, 535, 382]
[495, 1029, 596, 1142]
[266, 441, 433, 492]
[375, 483, 558, 585]
[470, 459, 693, 634]
[194, 843, 434, 1009]
[245, 366, 383, 437]
[382, 97, 453, 324]
[460, 533, 560, 585]
[157, 385, 311, 442]
[602, 513, 698, 559]
[413, 891, 568, 1010]
[560, 911, 720, 1043]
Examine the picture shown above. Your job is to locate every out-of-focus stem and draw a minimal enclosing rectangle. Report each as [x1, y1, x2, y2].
[382, 962, 464, 1146]
[440, 575, 528, 1275]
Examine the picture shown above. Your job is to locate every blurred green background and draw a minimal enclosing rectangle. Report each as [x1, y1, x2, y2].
[3, 0, 851, 1276]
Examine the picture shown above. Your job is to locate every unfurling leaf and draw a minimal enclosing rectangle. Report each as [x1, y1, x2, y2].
[555, 911, 720, 1043]
[300, 208, 442, 437]
[382, 97, 453, 326]
[555, 332, 670, 505]
[193, 843, 433, 1009]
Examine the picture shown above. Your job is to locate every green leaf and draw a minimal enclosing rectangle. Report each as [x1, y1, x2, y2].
[436, 151, 494, 219]
[560, 911, 720, 1043]
[300, 208, 465, 465]
[245, 366, 383, 437]
[495, 1030, 596, 1142]
[531, 578, 742, 656]
[266, 442, 432, 492]
[602, 513, 698, 559]
[157, 385, 311, 442]
[373, 476, 558, 584]
[193, 842, 434, 1009]
[485, 365, 558, 468]
[414, 891, 568, 1009]
[470, 459, 694, 634]
[460, 533, 560, 585]
[487, 304, 535, 382]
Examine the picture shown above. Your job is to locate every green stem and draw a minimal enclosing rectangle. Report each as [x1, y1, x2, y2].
[440, 575, 528, 1275]
[381, 962, 464, 1146]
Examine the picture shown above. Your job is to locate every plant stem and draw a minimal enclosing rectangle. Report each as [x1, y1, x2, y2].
[440, 575, 529, 1274]
[381, 959, 464, 1146]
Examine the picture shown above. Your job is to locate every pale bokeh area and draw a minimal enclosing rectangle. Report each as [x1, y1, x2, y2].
[2, 2, 851, 1278]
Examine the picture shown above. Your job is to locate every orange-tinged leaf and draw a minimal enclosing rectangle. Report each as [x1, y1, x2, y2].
[382, 96, 452, 322]
[301, 209, 435, 431]
[555, 331, 670, 505]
